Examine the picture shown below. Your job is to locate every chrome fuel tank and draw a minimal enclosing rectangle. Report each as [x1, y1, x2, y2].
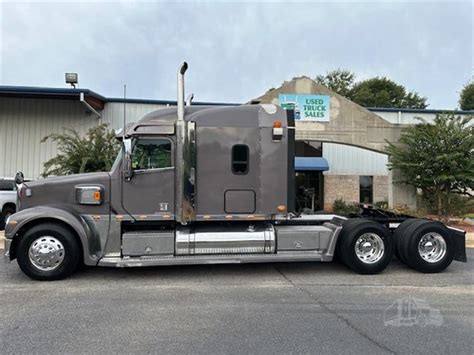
[176, 223, 275, 255]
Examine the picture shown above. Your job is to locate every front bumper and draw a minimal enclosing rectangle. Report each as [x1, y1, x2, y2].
[4, 238, 12, 263]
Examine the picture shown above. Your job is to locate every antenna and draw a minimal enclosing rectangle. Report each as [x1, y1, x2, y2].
[123, 84, 127, 141]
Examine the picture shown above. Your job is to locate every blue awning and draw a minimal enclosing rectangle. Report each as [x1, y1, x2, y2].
[294, 157, 329, 171]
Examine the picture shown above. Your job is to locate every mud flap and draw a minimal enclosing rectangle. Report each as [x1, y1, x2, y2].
[449, 228, 467, 262]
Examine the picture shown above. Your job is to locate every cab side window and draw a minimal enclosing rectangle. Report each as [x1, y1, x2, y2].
[232, 144, 249, 175]
[132, 138, 172, 170]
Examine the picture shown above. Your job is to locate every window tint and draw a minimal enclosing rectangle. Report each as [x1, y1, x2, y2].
[359, 176, 373, 203]
[131, 138, 172, 170]
[0, 180, 15, 191]
[232, 145, 249, 174]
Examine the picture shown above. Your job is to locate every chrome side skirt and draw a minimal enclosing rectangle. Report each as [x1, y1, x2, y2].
[98, 250, 333, 268]
[98, 220, 343, 268]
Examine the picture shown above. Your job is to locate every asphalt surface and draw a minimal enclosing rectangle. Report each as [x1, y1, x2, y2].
[1, 250, 473, 354]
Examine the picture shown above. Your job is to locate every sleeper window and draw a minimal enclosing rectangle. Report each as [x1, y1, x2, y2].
[232, 145, 249, 175]
[131, 138, 172, 170]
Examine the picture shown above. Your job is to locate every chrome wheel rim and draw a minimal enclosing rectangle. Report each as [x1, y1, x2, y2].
[28, 236, 65, 271]
[418, 233, 446, 263]
[355, 233, 385, 264]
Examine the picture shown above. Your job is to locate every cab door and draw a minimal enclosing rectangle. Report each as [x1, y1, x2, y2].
[122, 137, 175, 218]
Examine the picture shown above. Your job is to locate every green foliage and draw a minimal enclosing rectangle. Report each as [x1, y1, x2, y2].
[42, 124, 120, 177]
[459, 81, 474, 110]
[420, 193, 474, 218]
[350, 77, 427, 109]
[315, 70, 427, 109]
[385, 113, 474, 218]
[332, 198, 359, 216]
[315, 69, 355, 98]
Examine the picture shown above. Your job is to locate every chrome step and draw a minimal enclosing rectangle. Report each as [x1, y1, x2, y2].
[98, 250, 332, 268]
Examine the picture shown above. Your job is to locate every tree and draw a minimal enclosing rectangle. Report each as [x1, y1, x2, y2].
[350, 77, 427, 109]
[385, 113, 474, 219]
[42, 124, 120, 177]
[459, 81, 474, 110]
[315, 69, 355, 98]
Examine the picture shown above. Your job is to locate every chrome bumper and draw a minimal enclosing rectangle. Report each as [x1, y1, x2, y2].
[4, 238, 12, 263]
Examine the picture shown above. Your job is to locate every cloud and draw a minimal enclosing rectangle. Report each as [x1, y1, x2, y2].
[1, 1, 472, 108]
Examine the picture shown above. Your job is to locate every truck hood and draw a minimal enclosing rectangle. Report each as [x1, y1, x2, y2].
[20, 172, 111, 211]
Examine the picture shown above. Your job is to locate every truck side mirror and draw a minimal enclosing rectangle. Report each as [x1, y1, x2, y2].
[123, 138, 133, 181]
[15, 171, 24, 185]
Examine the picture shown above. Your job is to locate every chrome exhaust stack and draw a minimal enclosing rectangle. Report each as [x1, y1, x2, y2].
[176, 62, 195, 225]
[175, 62, 188, 224]
[177, 62, 188, 122]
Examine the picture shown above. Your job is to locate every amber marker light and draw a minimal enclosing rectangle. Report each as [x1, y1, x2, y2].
[94, 191, 101, 201]
[277, 205, 286, 212]
[273, 120, 282, 128]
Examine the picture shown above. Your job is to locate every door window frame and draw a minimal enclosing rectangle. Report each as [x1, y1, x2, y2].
[131, 136, 175, 174]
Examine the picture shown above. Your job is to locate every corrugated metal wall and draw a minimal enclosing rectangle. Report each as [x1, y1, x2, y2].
[101, 101, 167, 128]
[372, 110, 438, 125]
[322, 142, 388, 176]
[0, 98, 166, 178]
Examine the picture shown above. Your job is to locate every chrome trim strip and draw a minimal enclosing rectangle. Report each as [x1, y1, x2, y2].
[98, 250, 330, 267]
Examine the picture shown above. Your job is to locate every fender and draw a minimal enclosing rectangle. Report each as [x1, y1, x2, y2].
[5, 206, 100, 265]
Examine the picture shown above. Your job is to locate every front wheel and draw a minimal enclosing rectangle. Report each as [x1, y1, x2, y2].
[16, 223, 81, 281]
[338, 219, 394, 274]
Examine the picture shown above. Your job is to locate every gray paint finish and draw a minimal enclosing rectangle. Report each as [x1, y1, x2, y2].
[194, 105, 288, 217]
[196, 126, 260, 215]
[122, 168, 175, 216]
[225, 190, 256, 213]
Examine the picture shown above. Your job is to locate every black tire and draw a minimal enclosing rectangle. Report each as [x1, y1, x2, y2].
[338, 219, 394, 274]
[1, 205, 16, 230]
[397, 219, 428, 265]
[16, 223, 81, 281]
[392, 219, 420, 263]
[400, 220, 455, 273]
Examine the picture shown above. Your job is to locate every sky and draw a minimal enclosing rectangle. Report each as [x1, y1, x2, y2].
[0, 0, 472, 109]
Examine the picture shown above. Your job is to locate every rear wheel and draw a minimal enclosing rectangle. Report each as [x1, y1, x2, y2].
[338, 219, 394, 274]
[16, 223, 81, 281]
[393, 219, 420, 263]
[399, 220, 455, 273]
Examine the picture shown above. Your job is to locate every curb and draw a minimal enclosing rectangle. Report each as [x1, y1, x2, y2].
[466, 232, 474, 249]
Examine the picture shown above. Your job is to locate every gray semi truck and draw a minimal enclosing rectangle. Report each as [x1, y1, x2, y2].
[4, 63, 467, 280]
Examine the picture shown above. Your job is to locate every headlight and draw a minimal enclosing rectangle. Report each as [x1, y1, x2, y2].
[75, 186, 103, 205]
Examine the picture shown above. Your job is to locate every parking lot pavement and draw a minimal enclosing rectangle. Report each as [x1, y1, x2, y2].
[1, 250, 473, 354]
